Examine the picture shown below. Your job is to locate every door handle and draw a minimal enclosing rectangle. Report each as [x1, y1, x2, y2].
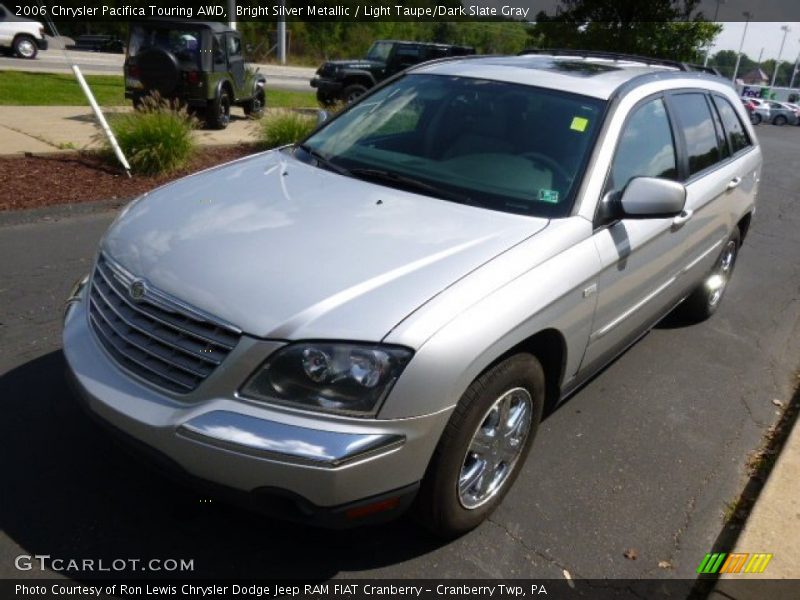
[672, 209, 694, 227]
[727, 177, 742, 190]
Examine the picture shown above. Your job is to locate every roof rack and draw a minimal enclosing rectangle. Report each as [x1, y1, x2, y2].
[518, 48, 721, 76]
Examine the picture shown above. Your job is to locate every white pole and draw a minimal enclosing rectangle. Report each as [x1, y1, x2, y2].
[44, 13, 131, 176]
[770, 25, 791, 89]
[228, 0, 237, 29]
[732, 13, 752, 83]
[278, 0, 286, 64]
[72, 65, 131, 175]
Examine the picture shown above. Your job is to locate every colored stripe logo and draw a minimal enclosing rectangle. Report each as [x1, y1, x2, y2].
[697, 552, 773, 574]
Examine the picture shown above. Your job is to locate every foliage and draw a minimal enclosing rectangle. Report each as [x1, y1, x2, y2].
[709, 50, 798, 87]
[104, 94, 197, 175]
[528, 0, 722, 62]
[256, 109, 316, 149]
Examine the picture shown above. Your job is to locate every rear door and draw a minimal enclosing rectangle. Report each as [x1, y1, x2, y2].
[667, 92, 757, 292]
[581, 96, 691, 372]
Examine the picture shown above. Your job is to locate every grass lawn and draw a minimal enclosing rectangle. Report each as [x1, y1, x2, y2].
[0, 71, 317, 108]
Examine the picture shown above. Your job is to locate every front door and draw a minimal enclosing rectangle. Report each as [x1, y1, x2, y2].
[581, 96, 691, 372]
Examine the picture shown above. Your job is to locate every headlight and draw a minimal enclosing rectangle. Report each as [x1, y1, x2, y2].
[241, 342, 413, 416]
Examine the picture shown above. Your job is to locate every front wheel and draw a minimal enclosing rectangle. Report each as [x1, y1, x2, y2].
[750, 112, 761, 126]
[678, 228, 741, 322]
[206, 90, 231, 130]
[342, 83, 368, 103]
[13, 35, 38, 59]
[415, 354, 545, 538]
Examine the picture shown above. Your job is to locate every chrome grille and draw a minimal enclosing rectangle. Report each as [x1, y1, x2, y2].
[87, 254, 241, 394]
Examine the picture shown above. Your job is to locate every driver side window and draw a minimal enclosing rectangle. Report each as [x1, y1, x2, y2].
[608, 98, 678, 194]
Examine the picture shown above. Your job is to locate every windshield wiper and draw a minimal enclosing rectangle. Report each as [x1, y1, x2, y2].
[348, 168, 476, 206]
[296, 144, 350, 176]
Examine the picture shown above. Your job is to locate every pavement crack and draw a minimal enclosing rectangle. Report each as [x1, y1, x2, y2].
[486, 516, 578, 576]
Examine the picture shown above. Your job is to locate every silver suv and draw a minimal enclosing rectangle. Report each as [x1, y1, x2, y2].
[63, 51, 761, 537]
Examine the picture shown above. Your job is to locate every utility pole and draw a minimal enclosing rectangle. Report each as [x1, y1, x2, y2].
[228, 0, 236, 30]
[770, 25, 791, 88]
[703, 0, 725, 67]
[277, 0, 286, 64]
[732, 12, 753, 82]
[789, 42, 800, 89]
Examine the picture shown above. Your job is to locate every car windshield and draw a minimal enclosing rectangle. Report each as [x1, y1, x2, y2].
[128, 25, 201, 65]
[366, 41, 393, 62]
[300, 74, 605, 218]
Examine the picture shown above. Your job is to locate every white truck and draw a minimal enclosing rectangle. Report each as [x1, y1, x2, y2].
[0, 3, 47, 59]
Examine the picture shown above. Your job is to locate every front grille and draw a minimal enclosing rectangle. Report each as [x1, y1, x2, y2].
[87, 254, 241, 394]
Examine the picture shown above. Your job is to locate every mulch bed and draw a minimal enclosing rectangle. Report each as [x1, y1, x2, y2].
[0, 145, 260, 212]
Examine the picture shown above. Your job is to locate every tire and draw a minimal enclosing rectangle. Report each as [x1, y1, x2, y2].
[772, 115, 787, 126]
[415, 353, 545, 538]
[342, 83, 368, 103]
[678, 227, 741, 322]
[243, 88, 265, 119]
[13, 35, 38, 59]
[132, 96, 143, 111]
[750, 113, 761, 126]
[316, 90, 336, 107]
[207, 89, 231, 130]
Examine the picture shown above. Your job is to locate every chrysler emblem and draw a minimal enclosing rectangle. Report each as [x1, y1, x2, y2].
[129, 279, 146, 301]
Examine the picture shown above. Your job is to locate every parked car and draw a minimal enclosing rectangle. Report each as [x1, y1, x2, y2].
[64, 51, 761, 537]
[311, 39, 475, 105]
[779, 102, 800, 124]
[766, 101, 798, 126]
[124, 20, 266, 129]
[69, 34, 125, 53]
[743, 97, 771, 124]
[0, 3, 47, 59]
[740, 98, 761, 125]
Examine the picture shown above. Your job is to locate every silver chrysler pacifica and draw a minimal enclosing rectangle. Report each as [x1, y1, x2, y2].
[63, 51, 761, 537]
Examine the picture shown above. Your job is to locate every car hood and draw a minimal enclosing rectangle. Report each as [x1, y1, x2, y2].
[322, 59, 383, 71]
[102, 150, 548, 341]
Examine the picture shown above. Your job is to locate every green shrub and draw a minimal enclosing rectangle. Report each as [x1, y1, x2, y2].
[256, 109, 316, 149]
[104, 95, 197, 175]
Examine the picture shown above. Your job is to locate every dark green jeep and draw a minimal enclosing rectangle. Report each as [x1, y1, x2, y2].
[311, 39, 475, 105]
[124, 20, 266, 129]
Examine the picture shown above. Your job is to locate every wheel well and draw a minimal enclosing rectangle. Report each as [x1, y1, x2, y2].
[486, 329, 566, 414]
[13, 33, 35, 44]
[219, 80, 234, 101]
[737, 212, 752, 242]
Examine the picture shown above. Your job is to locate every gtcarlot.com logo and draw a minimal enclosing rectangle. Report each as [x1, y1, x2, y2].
[14, 554, 194, 573]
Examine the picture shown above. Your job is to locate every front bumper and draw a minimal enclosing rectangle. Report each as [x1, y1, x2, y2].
[63, 294, 451, 524]
[36, 37, 48, 50]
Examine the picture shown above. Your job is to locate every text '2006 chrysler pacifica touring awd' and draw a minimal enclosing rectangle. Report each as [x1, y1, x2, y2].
[63, 52, 761, 537]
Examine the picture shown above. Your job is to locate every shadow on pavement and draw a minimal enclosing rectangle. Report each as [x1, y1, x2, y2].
[0, 351, 444, 580]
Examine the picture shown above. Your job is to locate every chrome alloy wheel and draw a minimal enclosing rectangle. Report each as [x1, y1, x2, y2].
[707, 240, 737, 308]
[17, 38, 36, 58]
[458, 387, 533, 509]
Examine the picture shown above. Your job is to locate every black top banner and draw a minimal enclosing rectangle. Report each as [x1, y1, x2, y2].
[6, 0, 800, 22]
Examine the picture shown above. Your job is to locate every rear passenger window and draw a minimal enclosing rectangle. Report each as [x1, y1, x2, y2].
[713, 96, 752, 154]
[670, 93, 721, 176]
[608, 98, 677, 192]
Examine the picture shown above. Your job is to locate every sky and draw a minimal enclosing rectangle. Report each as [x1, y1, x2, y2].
[712, 22, 800, 63]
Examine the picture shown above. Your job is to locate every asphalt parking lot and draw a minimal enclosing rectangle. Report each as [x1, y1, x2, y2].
[0, 125, 798, 583]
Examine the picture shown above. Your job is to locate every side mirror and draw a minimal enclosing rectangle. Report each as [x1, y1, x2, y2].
[316, 110, 329, 126]
[619, 177, 686, 218]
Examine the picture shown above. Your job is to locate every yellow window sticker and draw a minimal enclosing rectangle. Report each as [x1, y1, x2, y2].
[570, 116, 589, 132]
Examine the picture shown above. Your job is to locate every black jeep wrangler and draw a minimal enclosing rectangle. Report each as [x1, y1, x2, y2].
[124, 19, 266, 129]
[311, 39, 475, 105]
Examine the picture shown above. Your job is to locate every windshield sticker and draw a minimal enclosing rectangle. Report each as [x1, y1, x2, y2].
[538, 189, 560, 204]
[570, 116, 589, 132]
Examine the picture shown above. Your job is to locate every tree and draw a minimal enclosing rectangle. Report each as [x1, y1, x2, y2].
[528, 0, 722, 62]
[711, 50, 755, 79]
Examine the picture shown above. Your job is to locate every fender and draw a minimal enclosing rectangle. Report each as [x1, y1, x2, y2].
[213, 77, 234, 101]
[338, 69, 377, 87]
